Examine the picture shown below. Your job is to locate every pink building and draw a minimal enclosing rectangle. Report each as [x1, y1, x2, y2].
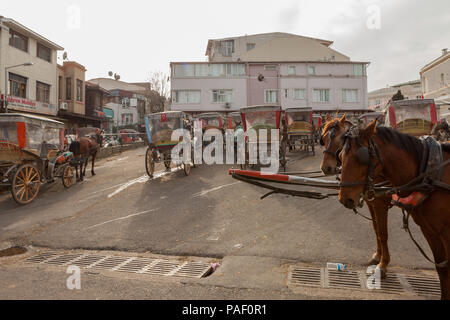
[170, 33, 369, 115]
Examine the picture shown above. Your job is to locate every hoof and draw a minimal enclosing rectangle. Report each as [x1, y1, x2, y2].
[367, 257, 381, 266]
[91, 172, 96, 176]
[377, 266, 388, 279]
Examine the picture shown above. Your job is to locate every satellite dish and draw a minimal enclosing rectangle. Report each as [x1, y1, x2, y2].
[108, 71, 113, 77]
[114, 74, 120, 81]
[257, 74, 265, 82]
[63, 52, 68, 60]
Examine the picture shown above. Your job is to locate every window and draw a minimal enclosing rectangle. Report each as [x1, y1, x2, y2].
[284, 89, 289, 98]
[9, 73, 27, 98]
[36, 81, 50, 103]
[174, 64, 195, 77]
[76, 80, 83, 102]
[173, 90, 201, 104]
[264, 90, 278, 103]
[211, 64, 225, 77]
[312, 89, 330, 102]
[122, 98, 130, 108]
[37, 43, 51, 62]
[294, 89, 306, 100]
[288, 66, 296, 75]
[308, 66, 316, 75]
[122, 113, 133, 125]
[175, 64, 245, 78]
[353, 64, 364, 76]
[9, 29, 28, 52]
[264, 65, 277, 71]
[226, 64, 245, 76]
[212, 90, 232, 103]
[220, 40, 234, 56]
[66, 78, 72, 100]
[247, 43, 255, 51]
[375, 100, 381, 105]
[342, 89, 359, 103]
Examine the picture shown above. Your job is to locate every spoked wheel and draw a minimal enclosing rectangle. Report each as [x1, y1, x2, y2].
[11, 164, 41, 205]
[145, 147, 156, 178]
[62, 165, 75, 188]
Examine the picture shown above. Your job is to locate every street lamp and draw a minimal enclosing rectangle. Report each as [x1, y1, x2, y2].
[4, 62, 33, 113]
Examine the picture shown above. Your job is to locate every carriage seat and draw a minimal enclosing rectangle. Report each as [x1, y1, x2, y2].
[40, 142, 60, 159]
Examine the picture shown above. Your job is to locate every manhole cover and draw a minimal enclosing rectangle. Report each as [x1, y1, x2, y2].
[405, 275, 441, 298]
[0, 246, 27, 257]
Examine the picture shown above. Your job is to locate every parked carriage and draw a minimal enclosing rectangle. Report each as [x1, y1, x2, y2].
[385, 99, 437, 136]
[0, 114, 75, 204]
[239, 105, 287, 171]
[285, 107, 315, 155]
[195, 113, 225, 132]
[227, 112, 242, 129]
[144, 111, 192, 178]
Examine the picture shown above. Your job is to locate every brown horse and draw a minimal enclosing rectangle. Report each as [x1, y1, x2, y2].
[320, 115, 392, 278]
[69, 131, 103, 181]
[338, 120, 450, 299]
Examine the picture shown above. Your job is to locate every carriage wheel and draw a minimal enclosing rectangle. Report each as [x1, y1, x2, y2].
[279, 139, 287, 172]
[62, 165, 75, 188]
[11, 164, 41, 205]
[145, 147, 155, 178]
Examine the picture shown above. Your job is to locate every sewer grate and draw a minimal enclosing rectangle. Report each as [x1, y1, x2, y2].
[372, 274, 406, 294]
[25, 252, 59, 264]
[44, 253, 84, 266]
[24, 252, 214, 279]
[289, 267, 323, 288]
[117, 258, 156, 273]
[90, 256, 130, 271]
[327, 270, 363, 290]
[405, 275, 441, 298]
[174, 262, 213, 278]
[142, 260, 182, 276]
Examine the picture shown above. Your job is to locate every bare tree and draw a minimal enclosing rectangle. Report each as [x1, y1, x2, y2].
[146, 71, 170, 113]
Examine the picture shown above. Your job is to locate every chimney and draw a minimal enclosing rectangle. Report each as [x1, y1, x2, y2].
[443, 48, 449, 56]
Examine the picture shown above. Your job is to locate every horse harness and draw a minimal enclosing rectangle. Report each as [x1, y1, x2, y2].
[320, 121, 343, 167]
[341, 130, 450, 268]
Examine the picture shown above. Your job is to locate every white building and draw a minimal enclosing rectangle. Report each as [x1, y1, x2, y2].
[0, 16, 63, 116]
[368, 80, 423, 111]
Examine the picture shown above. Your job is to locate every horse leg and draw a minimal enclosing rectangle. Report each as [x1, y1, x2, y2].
[438, 228, 450, 300]
[75, 163, 80, 182]
[373, 199, 391, 279]
[83, 156, 89, 179]
[91, 152, 96, 176]
[366, 202, 382, 266]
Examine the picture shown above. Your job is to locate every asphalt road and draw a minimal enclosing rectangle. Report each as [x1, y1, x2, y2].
[0, 145, 437, 299]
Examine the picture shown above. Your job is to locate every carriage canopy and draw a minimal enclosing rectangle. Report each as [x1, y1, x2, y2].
[0, 113, 65, 155]
[386, 99, 437, 136]
[145, 111, 185, 146]
[240, 105, 282, 132]
[195, 113, 223, 130]
[285, 107, 313, 134]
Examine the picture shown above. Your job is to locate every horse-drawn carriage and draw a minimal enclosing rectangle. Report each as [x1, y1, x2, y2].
[385, 99, 437, 136]
[239, 105, 287, 171]
[144, 111, 192, 178]
[285, 107, 315, 155]
[0, 114, 75, 204]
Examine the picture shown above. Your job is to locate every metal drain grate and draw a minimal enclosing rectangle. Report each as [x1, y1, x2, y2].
[289, 267, 323, 288]
[25, 252, 59, 263]
[117, 258, 156, 273]
[24, 252, 213, 278]
[371, 274, 406, 294]
[44, 253, 84, 266]
[174, 262, 213, 278]
[71, 255, 106, 268]
[90, 256, 130, 270]
[405, 275, 441, 298]
[327, 270, 363, 290]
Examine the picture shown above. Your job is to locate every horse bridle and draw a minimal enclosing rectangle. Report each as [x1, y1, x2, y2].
[320, 121, 344, 167]
[339, 128, 384, 202]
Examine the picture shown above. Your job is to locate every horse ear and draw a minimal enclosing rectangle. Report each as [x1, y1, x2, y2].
[362, 119, 377, 139]
[339, 113, 347, 124]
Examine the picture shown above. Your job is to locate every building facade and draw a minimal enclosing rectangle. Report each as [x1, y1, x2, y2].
[171, 33, 369, 115]
[0, 16, 63, 116]
[368, 80, 423, 111]
[421, 49, 450, 99]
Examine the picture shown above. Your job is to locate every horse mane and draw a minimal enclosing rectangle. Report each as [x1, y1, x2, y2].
[322, 118, 353, 134]
[375, 127, 424, 162]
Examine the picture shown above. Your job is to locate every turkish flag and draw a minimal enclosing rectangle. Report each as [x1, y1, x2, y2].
[161, 114, 167, 122]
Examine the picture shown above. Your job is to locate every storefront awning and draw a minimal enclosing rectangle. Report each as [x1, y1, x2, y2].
[102, 107, 114, 119]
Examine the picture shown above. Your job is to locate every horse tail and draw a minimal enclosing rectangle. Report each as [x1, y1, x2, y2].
[69, 141, 81, 155]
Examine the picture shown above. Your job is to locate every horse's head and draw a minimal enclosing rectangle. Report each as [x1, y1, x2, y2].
[339, 119, 381, 209]
[320, 114, 353, 175]
[93, 130, 104, 148]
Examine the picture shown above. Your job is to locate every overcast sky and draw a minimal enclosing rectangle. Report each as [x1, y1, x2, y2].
[3, 0, 449, 91]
